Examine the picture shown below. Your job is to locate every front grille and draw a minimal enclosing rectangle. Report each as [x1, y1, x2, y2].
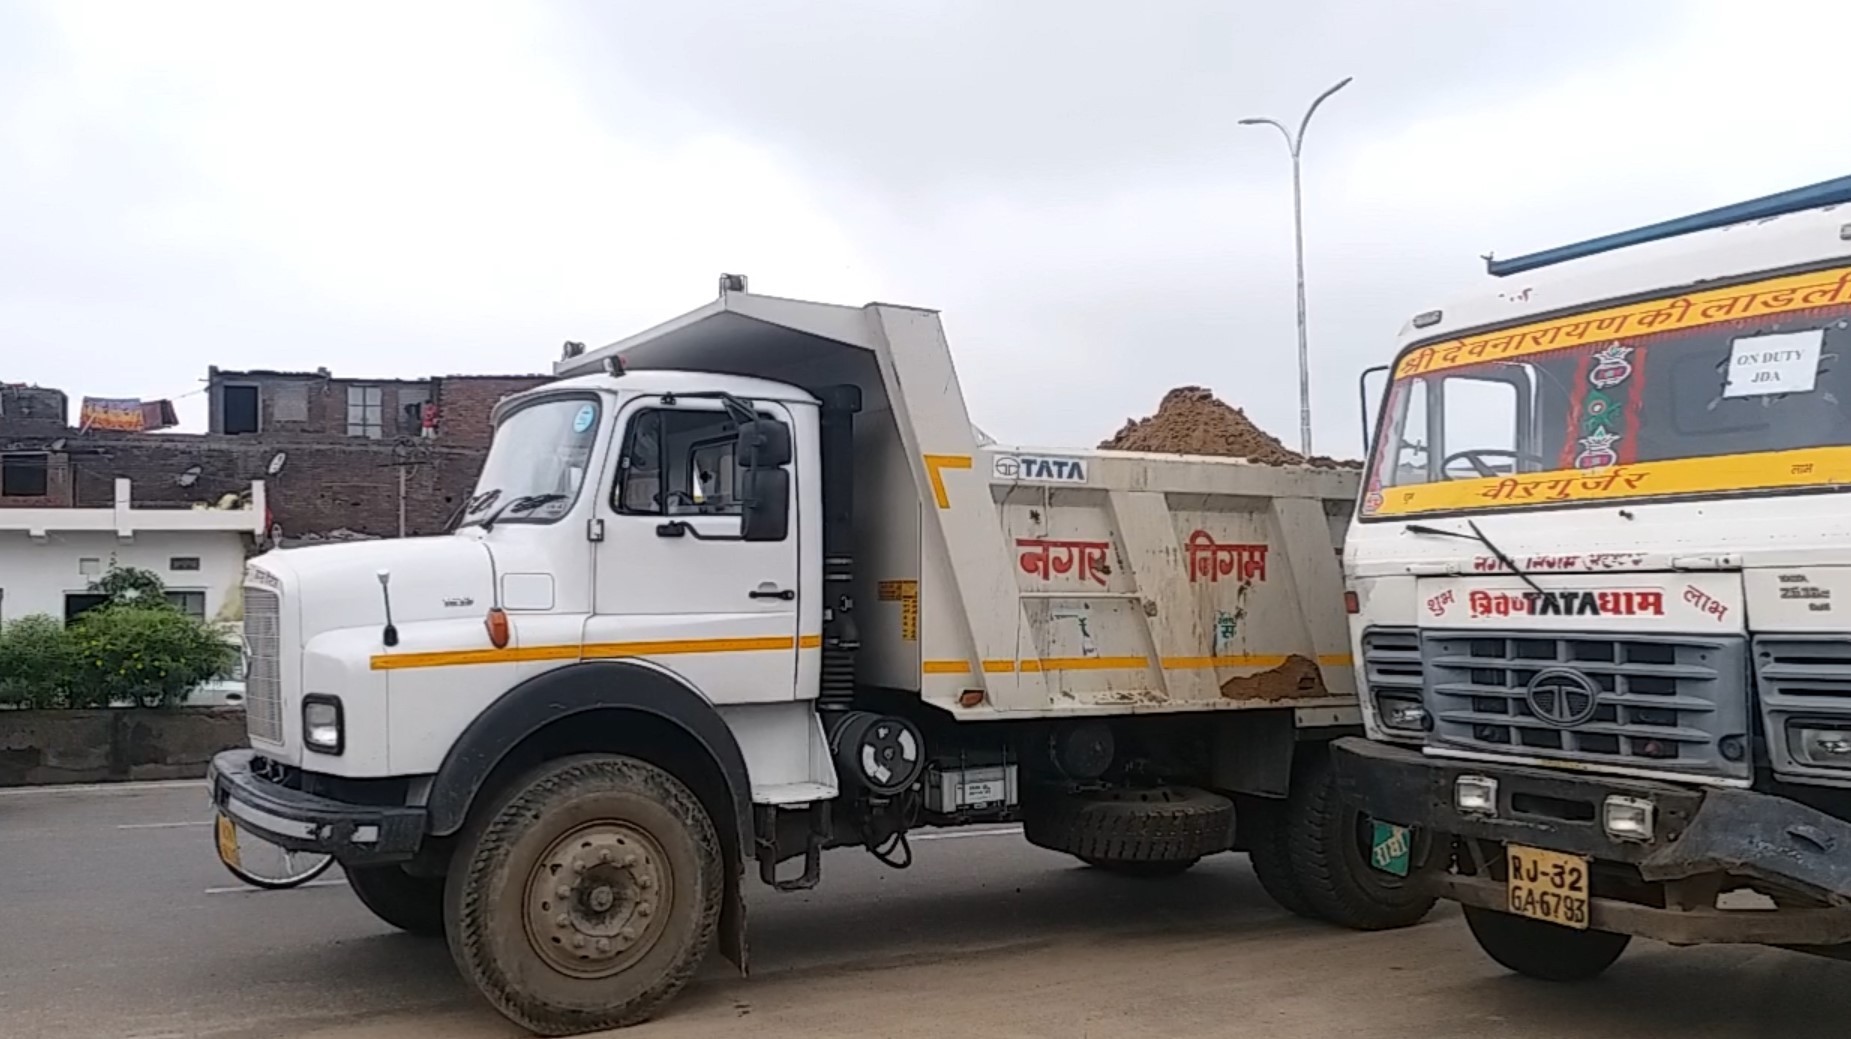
[243, 587, 283, 743]
[1754, 637, 1851, 781]
[1424, 630, 1749, 778]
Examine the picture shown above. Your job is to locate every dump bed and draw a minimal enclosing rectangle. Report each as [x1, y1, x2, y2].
[559, 287, 1359, 719]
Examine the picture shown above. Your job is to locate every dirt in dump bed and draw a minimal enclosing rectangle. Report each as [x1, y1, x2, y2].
[1099, 386, 1361, 469]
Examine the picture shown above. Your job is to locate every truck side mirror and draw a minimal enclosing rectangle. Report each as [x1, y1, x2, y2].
[736, 419, 791, 468]
[1357, 365, 1391, 457]
[739, 468, 789, 541]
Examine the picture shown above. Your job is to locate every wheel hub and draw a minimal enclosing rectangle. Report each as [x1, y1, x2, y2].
[525, 822, 672, 978]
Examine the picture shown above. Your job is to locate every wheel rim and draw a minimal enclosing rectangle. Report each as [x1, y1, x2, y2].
[524, 820, 674, 979]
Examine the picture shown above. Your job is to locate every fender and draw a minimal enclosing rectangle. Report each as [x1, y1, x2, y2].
[426, 659, 755, 971]
[427, 659, 754, 850]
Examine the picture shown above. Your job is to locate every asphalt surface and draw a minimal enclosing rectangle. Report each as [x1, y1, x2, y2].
[5, 781, 1851, 1039]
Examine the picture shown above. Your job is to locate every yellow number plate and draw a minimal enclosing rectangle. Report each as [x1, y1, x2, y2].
[215, 813, 242, 870]
[1506, 844, 1589, 929]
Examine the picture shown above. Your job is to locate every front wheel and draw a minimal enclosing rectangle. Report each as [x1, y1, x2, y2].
[1284, 750, 1436, 930]
[446, 755, 723, 1036]
[1464, 906, 1630, 981]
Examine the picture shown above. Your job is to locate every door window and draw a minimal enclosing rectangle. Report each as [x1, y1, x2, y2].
[617, 408, 765, 518]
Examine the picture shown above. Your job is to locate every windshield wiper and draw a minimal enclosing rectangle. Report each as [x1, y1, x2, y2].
[480, 493, 569, 532]
[1406, 519, 1545, 595]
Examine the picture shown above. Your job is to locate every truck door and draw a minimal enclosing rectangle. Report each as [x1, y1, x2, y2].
[587, 396, 801, 702]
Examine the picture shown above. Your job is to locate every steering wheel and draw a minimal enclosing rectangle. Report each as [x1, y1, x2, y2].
[1440, 448, 1550, 480]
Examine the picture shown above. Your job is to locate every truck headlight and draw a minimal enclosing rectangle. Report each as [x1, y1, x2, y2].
[1454, 775, 1498, 815]
[1377, 696, 1430, 733]
[1603, 795, 1655, 842]
[1791, 724, 1851, 768]
[303, 695, 344, 755]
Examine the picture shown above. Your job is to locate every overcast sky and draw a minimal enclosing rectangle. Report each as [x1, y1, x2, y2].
[5, 0, 1850, 455]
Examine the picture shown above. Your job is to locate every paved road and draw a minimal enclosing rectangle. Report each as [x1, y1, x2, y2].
[5, 781, 1851, 1039]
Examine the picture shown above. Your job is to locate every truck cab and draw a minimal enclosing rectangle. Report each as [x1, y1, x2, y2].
[1337, 180, 1851, 981]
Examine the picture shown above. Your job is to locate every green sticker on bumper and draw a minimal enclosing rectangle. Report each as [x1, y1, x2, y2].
[1370, 821, 1411, 877]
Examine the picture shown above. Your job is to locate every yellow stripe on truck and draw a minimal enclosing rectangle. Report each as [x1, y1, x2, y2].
[371, 633, 823, 671]
[921, 654, 1355, 675]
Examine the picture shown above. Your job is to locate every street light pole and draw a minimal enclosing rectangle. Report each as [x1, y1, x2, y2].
[1241, 76, 1352, 458]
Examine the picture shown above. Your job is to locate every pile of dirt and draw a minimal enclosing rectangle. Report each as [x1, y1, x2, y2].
[1099, 386, 1360, 469]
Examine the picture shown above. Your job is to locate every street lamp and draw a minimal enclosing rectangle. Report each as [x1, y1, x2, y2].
[1241, 76, 1352, 458]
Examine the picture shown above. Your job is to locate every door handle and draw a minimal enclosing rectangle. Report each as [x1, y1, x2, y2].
[749, 588, 795, 601]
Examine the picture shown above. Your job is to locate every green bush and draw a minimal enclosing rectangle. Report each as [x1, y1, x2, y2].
[88, 564, 170, 608]
[0, 614, 78, 709]
[66, 605, 236, 709]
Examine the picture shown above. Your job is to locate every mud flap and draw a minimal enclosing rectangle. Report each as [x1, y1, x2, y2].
[1640, 787, 1851, 906]
[719, 860, 749, 973]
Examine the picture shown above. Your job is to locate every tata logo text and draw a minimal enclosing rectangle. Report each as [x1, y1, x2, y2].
[993, 454, 1088, 484]
[1469, 589, 1665, 618]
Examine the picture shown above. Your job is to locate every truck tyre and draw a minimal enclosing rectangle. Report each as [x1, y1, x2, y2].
[1284, 751, 1436, 931]
[1464, 906, 1630, 981]
[1025, 785, 1233, 870]
[346, 865, 446, 937]
[445, 755, 723, 1036]
[1079, 856, 1199, 878]
[1242, 801, 1317, 919]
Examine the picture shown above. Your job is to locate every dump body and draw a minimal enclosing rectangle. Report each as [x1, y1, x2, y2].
[896, 444, 1358, 716]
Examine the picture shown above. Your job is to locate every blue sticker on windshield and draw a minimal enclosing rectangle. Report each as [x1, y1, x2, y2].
[572, 404, 596, 433]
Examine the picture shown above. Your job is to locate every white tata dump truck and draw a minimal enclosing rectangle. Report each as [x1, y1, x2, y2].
[208, 279, 1429, 1034]
[1335, 177, 1851, 983]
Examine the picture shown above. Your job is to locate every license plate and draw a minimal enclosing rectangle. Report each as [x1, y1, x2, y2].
[215, 813, 242, 870]
[1506, 843, 1589, 929]
[1369, 821, 1412, 877]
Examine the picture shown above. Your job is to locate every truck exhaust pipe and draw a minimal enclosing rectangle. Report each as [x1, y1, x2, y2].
[817, 385, 862, 716]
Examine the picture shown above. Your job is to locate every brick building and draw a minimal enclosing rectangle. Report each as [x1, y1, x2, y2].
[2, 369, 551, 539]
[205, 368, 547, 448]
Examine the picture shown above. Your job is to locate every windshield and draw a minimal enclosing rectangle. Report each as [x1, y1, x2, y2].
[461, 396, 601, 526]
[1362, 263, 1851, 520]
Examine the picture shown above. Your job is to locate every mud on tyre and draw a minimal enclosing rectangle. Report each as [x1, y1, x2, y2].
[1025, 786, 1234, 873]
[445, 754, 723, 1036]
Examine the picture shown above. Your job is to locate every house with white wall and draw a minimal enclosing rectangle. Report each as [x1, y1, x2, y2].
[0, 478, 265, 626]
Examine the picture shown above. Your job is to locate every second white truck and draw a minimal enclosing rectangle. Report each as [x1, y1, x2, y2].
[209, 280, 1425, 1034]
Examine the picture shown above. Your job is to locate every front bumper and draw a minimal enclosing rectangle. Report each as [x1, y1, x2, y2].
[208, 749, 426, 866]
[1333, 737, 1851, 945]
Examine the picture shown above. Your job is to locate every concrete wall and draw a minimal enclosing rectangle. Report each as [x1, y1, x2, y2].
[0, 528, 250, 624]
[0, 707, 246, 786]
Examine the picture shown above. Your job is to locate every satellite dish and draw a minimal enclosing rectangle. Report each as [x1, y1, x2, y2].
[177, 465, 202, 487]
[49, 438, 66, 452]
[266, 452, 287, 476]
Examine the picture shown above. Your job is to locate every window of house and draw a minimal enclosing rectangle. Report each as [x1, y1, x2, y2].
[615, 409, 749, 516]
[165, 591, 207, 619]
[63, 593, 109, 622]
[1, 453, 49, 497]
[169, 556, 201, 572]
[223, 385, 260, 434]
[347, 385, 383, 438]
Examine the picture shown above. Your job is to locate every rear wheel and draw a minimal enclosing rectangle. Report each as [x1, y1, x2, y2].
[1025, 785, 1234, 872]
[346, 865, 445, 937]
[445, 755, 722, 1036]
[1464, 906, 1630, 981]
[1284, 750, 1436, 930]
